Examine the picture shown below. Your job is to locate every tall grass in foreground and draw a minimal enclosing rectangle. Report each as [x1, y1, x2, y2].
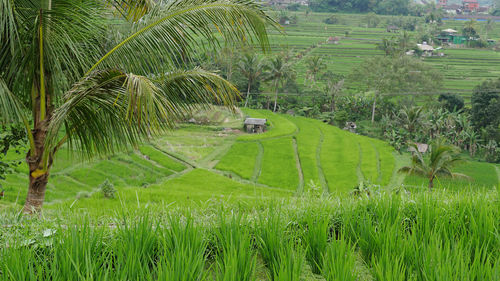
[213, 213, 256, 281]
[1, 190, 499, 280]
[321, 237, 359, 281]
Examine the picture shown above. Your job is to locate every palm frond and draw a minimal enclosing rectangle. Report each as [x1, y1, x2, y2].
[0, 79, 27, 124]
[88, 0, 278, 75]
[108, 0, 156, 22]
[46, 67, 239, 159]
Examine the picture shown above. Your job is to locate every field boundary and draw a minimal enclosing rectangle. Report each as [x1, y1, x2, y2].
[356, 143, 364, 183]
[372, 143, 383, 184]
[292, 137, 304, 193]
[251, 142, 264, 182]
[316, 127, 329, 193]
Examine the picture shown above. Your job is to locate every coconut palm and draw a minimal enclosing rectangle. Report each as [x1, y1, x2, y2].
[266, 56, 295, 112]
[305, 56, 326, 87]
[237, 53, 267, 107]
[399, 141, 465, 190]
[0, 0, 276, 213]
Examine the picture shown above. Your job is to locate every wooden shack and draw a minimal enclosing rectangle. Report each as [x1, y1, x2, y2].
[244, 118, 267, 134]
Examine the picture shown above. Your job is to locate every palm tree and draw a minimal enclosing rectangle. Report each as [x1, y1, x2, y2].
[463, 19, 478, 38]
[305, 56, 326, 87]
[399, 141, 465, 190]
[237, 53, 267, 107]
[0, 0, 276, 213]
[266, 56, 295, 112]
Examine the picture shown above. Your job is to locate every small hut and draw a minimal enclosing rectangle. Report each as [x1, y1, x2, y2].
[386, 25, 400, 33]
[244, 118, 267, 134]
[343, 122, 357, 133]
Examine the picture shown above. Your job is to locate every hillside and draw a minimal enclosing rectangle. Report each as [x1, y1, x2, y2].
[1, 109, 498, 213]
[264, 11, 500, 98]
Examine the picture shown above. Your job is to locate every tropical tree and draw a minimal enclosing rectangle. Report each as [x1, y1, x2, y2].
[266, 56, 295, 112]
[322, 72, 344, 111]
[237, 52, 267, 107]
[399, 141, 465, 190]
[463, 19, 478, 38]
[305, 56, 327, 87]
[352, 55, 442, 123]
[0, 0, 276, 213]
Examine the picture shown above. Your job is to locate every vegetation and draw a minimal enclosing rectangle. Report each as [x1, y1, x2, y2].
[399, 141, 465, 190]
[2, 191, 499, 280]
[0, 0, 275, 213]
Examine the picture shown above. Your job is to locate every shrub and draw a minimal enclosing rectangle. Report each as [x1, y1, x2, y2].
[99, 179, 116, 199]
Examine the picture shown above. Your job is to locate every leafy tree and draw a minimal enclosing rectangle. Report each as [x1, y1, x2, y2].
[0, 0, 275, 213]
[471, 78, 500, 142]
[438, 94, 464, 112]
[266, 57, 296, 112]
[363, 12, 380, 28]
[351, 55, 442, 123]
[463, 20, 478, 38]
[399, 141, 465, 190]
[237, 53, 267, 107]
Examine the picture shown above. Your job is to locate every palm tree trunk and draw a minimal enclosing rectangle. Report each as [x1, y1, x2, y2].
[371, 92, 378, 123]
[244, 79, 251, 107]
[273, 80, 279, 112]
[23, 125, 52, 214]
[428, 177, 434, 191]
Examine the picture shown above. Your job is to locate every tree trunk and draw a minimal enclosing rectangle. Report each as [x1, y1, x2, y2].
[273, 80, 279, 112]
[371, 92, 377, 123]
[428, 177, 434, 191]
[244, 79, 251, 108]
[23, 125, 52, 214]
[273, 88, 278, 112]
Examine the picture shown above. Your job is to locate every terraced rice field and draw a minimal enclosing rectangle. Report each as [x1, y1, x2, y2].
[264, 11, 500, 100]
[2, 109, 497, 211]
[216, 109, 397, 194]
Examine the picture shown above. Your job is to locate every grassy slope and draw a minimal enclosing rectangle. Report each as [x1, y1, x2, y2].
[216, 142, 259, 179]
[2, 109, 495, 211]
[259, 137, 300, 190]
[50, 169, 293, 214]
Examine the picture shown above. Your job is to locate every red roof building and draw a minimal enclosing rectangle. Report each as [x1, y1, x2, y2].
[463, 0, 479, 12]
[437, 0, 447, 8]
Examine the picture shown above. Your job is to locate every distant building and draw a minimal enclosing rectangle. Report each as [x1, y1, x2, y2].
[244, 118, 267, 134]
[386, 25, 400, 33]
[437, 29, 469, 45]
[437, 0, 447, 8]
[417, 42, 435, 56]
[463, 0, 479, 12]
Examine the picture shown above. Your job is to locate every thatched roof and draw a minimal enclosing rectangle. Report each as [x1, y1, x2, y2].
[244, 118, 266, 126]
[417, 43, 434, 52]
[442, 28, 458, 34]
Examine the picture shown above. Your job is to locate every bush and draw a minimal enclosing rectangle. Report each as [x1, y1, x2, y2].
[99, 179, 116, 199]
[333, 110, 349, 127]
[324, 15, 340, 25]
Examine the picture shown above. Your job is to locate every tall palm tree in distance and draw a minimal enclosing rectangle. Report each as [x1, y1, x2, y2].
[305, 56, 326, 88]
[237, 52, 267, 107]
[266, 56, 295, 112]
[399, 141, 465, 190]
[0, 0, 277, 213]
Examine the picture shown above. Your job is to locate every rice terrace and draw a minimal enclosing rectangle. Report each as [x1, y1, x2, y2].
[1, 0, 500, 280]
